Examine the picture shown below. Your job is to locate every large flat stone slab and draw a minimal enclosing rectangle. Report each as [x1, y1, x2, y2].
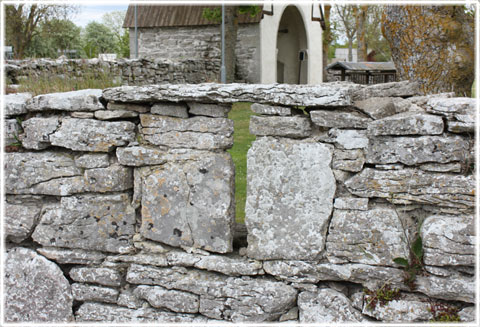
[311, 109, 372, 129]
[249, 115, 312, 138]
[5, 202, 41, 243]
[4, 92, 32, 116]
[21, 117, 59, 150]
[245, 137, 335, 260]
[426, 97, 475, 133]
[26, 89, 104, 111]
[367, 112, 444, 136]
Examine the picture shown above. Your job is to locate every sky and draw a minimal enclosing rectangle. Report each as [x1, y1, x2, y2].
[73, 4, 129, 28]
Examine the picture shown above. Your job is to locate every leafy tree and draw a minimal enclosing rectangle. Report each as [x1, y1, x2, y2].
[102, 10, 129, 58]
[364, 6, 391, 61]
[333, 5, 357, 61]
[355, 5, 368, 61]
[83, 21, 118, 57]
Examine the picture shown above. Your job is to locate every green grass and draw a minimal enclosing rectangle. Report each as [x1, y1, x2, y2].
[228, 102, 256, 224]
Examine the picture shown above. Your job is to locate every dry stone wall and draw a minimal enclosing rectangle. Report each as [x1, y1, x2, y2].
[3, 81, 476, 323]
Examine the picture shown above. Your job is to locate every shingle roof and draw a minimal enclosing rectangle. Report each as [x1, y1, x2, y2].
[326, 61, 397, 72]
[123, 5, 263, 28]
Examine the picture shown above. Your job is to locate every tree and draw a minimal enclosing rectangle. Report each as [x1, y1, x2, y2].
[83, 21, 117, 58]
[102, 10, 129, 58]
[334, 5, 357, 61]
[382, 5, 474, 96]
[364, 6, 391, 62]
[5, 4, 78, 59]
[322, 5, 336, 82]
[356, 5, 368, 61]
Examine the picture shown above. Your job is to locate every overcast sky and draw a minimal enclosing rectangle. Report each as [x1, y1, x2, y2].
[73, 4, 129, 28]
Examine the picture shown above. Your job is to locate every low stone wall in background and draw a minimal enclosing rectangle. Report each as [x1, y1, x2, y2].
[3, 81, 476, 323]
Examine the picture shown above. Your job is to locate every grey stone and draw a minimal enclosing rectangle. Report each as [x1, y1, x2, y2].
[352, 81, 421, 100]
[362, 293, 433, 322]
[246, 137, 335, 260]
[72, 283, 119, 304]
[310, 109, 372, 129]
[116, 146, 167, 166]
[419, 162, 462, 173]
[188, 102, 231, 117]
[326, 208, 409, 266]
[426, 97, 475, 133]
[139, 152, 235, 253]
[279, 306, 299, 321]
[354, 97, 397, 119]
[251, 103, 294, 116]
[328, 129, 369, 149]
[71, 111, 95, 118]
[298, 289, 365, 323]
[134, 285, 200, 313]
[151, 102, 189, 118]
[263, 260, 321, 284]
[26, 89, 104, 111]
[102, 83, 352, 107]
[117, 289, 145, 309]
[94, 109, 138, 120]
[4, 92, 32, 116]
[84, 164, 133, 192]
[459, 306, 475, 322]
[107, 101, 150, 112]
[332, 149, 365, 172]
[393, 98, 425, 114]
[249, 115, 312, 138]
[37, 247, 106, 265]
[5, 202, 41, 243]
[416, 274, 474, 303]
[345, 168, 475, 210]
[367, 112, 444, 136]
[50, 118, 136, 152]
[32, 194, 136, 253]
[4, 119, 21, 145]
[106, 253, 169, 267]
[421, 215, 474, 266]
[74, 153, 110, 168]
[70, 267, 123, 287]
[143, 130, 233, 150]
[333, 197, 369, 210]
[366, 135, 470, 165]
[193, 253, 264, 276]
[4, 247, 74, 322]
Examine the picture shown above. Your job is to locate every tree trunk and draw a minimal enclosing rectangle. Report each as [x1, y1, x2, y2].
[348, 37, 353, 62]
[322, 5, 332, 82]
[223, 6, 238, 83]
[356, 5, 368, 61]
[382, 5, 474, 96]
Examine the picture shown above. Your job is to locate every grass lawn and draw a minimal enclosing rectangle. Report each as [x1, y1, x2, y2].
[228, 102, 256, 224]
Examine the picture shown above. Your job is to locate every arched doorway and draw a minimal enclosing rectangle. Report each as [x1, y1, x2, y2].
[276, 6, 308, 84]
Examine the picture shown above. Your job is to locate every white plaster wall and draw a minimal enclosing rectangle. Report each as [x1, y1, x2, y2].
[259, 4, 323, 84]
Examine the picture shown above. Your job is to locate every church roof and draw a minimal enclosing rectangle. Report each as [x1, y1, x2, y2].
[123, 5, 263, 28]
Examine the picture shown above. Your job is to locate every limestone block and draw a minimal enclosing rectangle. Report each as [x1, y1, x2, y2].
[117, 289, 145, 309]
[250, 103, 294, 116]
[249, 115, 312, 138]
[107, 101, 150, 113]
[326, 208, 409, 265]
[143, 131, 233, 150]
[333, 197, 369, 210]
[298, 289, 365, 323]
[328, 129, 369, 149]
[140, 114, 233, 134]
[366, 135, 469, 165]
[459, 306, 475, 322]
[421, 215, 474, 266]
[354, 97, 397, 119]
[187, 102, 231, 117]
[415, 274, 474, 303]
[72, 283, 119, 304]
[5, 202, 41, 243]
[4, 247, 74, 322]
[134, 285, 200, 313]
[367, 112, 444, 136]
[71, 111, 95, 118]
[94, 109, 138, 120]
[426, 97, 475, 133]
[193, 254, 264, 276]
[362, 293, 433, 322]
[116, 145, 168, 166]
[152, 102, 188, 117]
[4, 92, 32, 116]
[333, 149, 365, 172]
[345, 168, 475, 210]
[74, 153, 110, 168]
[70, 267, 123, 287]
[83, 164, 133, 192]
[50, 118, 136, 152]
[26, 89, 104, 111]
[246, 137, 335, 260]
[310, 109, 372, 129]
[32, 194, 136, 253]
[37, 247, 106, 265]
[419, 162, 462, 173]
[263, 260, 321, 284]
[139, 152, 235, 253]
[352, 81, 421, 101]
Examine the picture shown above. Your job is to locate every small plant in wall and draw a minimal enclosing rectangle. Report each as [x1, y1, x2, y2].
[5, 117, 24, 153]
[428, 302, 461, 322]
[393, 235, 425, 290]
[363, 283, 401, 311]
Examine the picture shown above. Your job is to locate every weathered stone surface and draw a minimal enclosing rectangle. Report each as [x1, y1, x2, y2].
[117, 289, 145, 309]
[328, 129, 369, 149]
[94, 109, 138, 120]
[298, 289, 365, 323]
[134, 285, 200, 313]
[459, 306, 475, 322]
[188, 102, 231, 117]
[4, 92, 32, 116]
[366, 135, 469, 165]
[107, 101, 150, 112]
[140, 114, 233, 134]
[393, 98, 424, 114]
[126, 264, 297, 322]
[421, 215, 474, 266]
[193, 254, 264, 276]
[37, 247, 106, 265]
[333, 197, 369, 211]
[75, 302, 209, 322]
[362, 293, 433, 322]
[50, 118, 136, 152]
[249, 115, 312, 138]
[116, 146, 167, 166]
[4, 119, 21, 145]
[332, 149, 365, 172]
[426, 97, 475, 133]
[345, 168, 475, 210]
[32, 194, 136, 253]
[26, 89, 104, 111]
[72, 283, 119, 304]
[103, 83, 352, 107]
[152, 102, 189, 117]
[70, 267, 123, 287]
[310, 109, 372, 129]
[367, 112, 444, 136]
[84, 164, 133, 192]
[250, 103, 294, 116]
[246, 137, 335, 260]
[74, 153, 110, 168]
[326, 208, 409, 265]
[106, 253, 169, 267]
[71, 111, 95, 118]
[143, 131, 233, 150]
[4, 247, 74, 322]
[263, 260, 321, 284]
[352, 81, 421, 100]
[416, 274, 474, 303]
[354, 97, 397, 119]
[279, 306, 299, 321]
[5, 202, 41, 243]
[419, 162, 462, 173]
[139, 152, 234, 253]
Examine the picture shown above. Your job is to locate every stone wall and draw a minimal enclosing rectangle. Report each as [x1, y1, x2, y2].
[3, 81, 476, 323]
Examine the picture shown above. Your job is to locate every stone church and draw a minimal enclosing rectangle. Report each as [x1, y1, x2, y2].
[123, 4, 324, 84]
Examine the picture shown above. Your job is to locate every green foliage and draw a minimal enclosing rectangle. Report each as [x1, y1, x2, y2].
[429, 302, 460, 322]
[202, 5, 261, 23]
[102, 10, 130, 58]
[363, 284, 401, 311]
[393, 235, 425, 289]
[83, 21, 117, 57]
